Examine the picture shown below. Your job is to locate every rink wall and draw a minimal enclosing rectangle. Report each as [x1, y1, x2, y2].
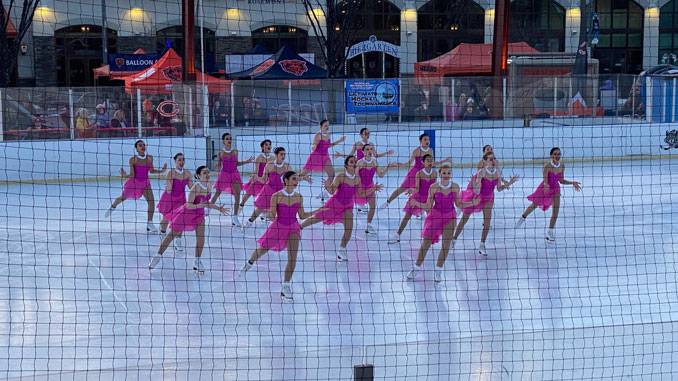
[1, 122, 676, 183]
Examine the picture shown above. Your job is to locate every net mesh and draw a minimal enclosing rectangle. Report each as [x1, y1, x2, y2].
[1, 0, 678, 379]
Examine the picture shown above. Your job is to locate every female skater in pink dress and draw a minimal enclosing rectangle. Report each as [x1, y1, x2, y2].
[105, 140, 167, 232]
[300, 156, 383, 261]
[515, 147, 581, 242]
[237, 171, 325, 302]
[334, 127, 394, 213]
[298, 119, 346, 200]
[380, 133, 451, 209]
[149, 166, 229, 273]
[453, 152, 519, 257]
[333, 127, 394, 161]
[157, 153, 193, 251]
[404, 163, 478, 282]
[244, 147, 311, 228]
[388, 154, 438, 244]
[356, 143, 397, 235]
[211, 133, 254, 227]
[240, 139, 273, 209]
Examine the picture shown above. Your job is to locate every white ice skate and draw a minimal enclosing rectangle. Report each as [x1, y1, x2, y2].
[434, 268, 444, 283]
[545, 228, 555, 243]
[365, 223, 377, 236]
[146, 221, 158, 233]
[148, 253, 162, 269]
[238, 261, 253, 278]
[406, 266, 419, 280]
[104, 206, 115, 218]
[388, 233, 400, 244]
[337, 247, 348, 262]
[174, 236, 185, 252]
[193, 258, 205, 274]
[515, 216, 526, 228]
[232, 215, 242, 228]
[281, 283, 293, 302]
[477, 243, 487, 257]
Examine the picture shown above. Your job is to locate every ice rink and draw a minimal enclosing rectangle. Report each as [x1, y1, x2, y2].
[1, 158, 677, 379]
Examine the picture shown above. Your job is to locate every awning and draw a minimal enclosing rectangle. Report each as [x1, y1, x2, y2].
[3, 6, 17, 38]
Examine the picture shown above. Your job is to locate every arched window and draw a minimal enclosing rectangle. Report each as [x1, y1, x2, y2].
[593, 0, 643, 74]
[251, 25, 308, 53]
[55, 25, 118, 86]
[660, 0, 678, 64]
[156, 26, 216, 72]
[509, 0, 565, 52]
[417, 0, 484, 61]
[337, 0, 401, 78]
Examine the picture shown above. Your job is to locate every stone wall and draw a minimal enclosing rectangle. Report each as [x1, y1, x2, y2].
[118, 36, 157, 54]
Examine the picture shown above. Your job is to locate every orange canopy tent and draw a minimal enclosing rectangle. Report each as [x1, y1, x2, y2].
[93, 48, 147, 80]
[124, 48, 231, 94]
[414, 42, 539, 83]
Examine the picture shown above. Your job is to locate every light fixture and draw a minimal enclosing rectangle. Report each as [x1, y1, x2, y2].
[226, 8, 240, 20]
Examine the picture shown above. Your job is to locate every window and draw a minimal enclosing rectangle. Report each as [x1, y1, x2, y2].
[660, 0, 678, 64]
[593, 0, 643, 74]
[55, 25, 118, 86]
[156, 26, 216, 72]
[251, 25, 308, 53]
[417, 0, 484, 61]
[509, 0, 565, 52]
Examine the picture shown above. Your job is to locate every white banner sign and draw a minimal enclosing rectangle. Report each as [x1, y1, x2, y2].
[346, 35, 400, 59]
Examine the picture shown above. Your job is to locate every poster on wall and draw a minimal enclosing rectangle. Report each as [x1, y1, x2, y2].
[108, 54, 162, 71]
[345, 79, 399, 114]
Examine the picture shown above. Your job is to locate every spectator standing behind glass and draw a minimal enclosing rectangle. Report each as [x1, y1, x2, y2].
[142, 98, 153, 127]
[93, 104, 110, 129]
[454, 93, 466, 121]
[75, 108, 91, 138]
[428, 85, 443, 122]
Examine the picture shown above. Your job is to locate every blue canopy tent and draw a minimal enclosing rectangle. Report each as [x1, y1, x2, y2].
[229, 44, 327, 79]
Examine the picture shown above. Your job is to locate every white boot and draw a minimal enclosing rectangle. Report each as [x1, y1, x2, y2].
[238, 261, 253, 278]
[232, 215, 242, 228]
[148, 253, 162, 269]
[388, 232, 400, 244]
[515, 216, 526, 228]
[434, 267, 444, 283]
[174, 236, 184, 252]
[146, 221, 158, 233]
[104, 206, 116, 218]
[243, 218, 254, 230]
[545, 228, 555, 243]
[379, 201, 390, 210]
[337, 247, 348, 262]
[365, 223, 377, 236]
[193, 258, 205, 274]
[477, 243, 487, 257]
[406, 265, 421, 280]
[281, 282, 293, 302]
[451, 239, 457, 249]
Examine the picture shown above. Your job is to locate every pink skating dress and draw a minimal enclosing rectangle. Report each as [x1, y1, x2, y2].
[242, 159, 269, 196]
[214, 151, 242, 195]
[165, 192, 210, 232]
[257, 201, 301, 252]
[527, 171, 563, 211]
[460, 177, 499, 215]
[302, 136, 331, 172]
[422, 189, 457, 244]
[157, 176, 189, 217]
[403, 175, 436, 216]
[314, 182, 357, 225]
[401, 149, 430, 189]
[254, 166, 285, 211]
[122, 162, 151, 199]
[355, 166, 377, 205]
[355, 140, 372, 161]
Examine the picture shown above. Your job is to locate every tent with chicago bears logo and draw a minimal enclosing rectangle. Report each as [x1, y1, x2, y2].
[124, 48, 231, 94]
[228, 44, 327, 79]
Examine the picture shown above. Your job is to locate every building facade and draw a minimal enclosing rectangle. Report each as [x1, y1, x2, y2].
[6, 0, 673, 86]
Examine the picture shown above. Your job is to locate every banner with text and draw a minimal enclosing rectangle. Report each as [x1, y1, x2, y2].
[108, 54, 162, 72]
[345, 79, 399, 114]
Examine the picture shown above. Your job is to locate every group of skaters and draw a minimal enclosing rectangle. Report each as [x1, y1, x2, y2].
[104, 120, 581, 302]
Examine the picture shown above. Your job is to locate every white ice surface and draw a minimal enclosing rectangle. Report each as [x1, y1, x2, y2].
[1, 159, 677, 380]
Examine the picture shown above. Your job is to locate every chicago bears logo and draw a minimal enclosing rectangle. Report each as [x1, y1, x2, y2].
[162, 66, 183, 82]
[661, 129, 678, 150]
[279, 60, 308, 76]
[115, 58, 125, 68]
[253, 59, 275, 75]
